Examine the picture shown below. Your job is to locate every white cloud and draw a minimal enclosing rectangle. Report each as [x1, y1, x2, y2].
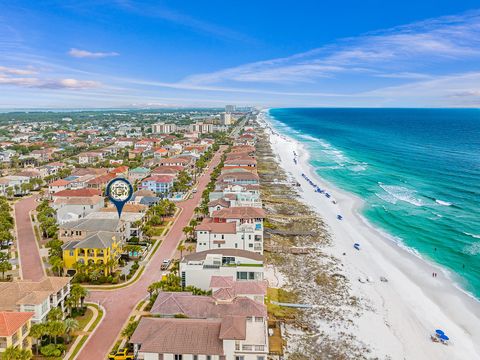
[181, 10, 480, 85]
[68, 48, 119, 58]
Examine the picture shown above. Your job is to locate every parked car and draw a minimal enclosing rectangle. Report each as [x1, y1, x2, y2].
[108, 348, 134, 360]
[161, 258, 171, 270]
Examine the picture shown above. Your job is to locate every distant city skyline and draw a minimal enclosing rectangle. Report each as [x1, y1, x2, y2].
[1, 1, 480, 108]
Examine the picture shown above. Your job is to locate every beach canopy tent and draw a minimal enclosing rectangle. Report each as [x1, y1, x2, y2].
[439, 334, 449, 341]
[435, 329, 445, 335]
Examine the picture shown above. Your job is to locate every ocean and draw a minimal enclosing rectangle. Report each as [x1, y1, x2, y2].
[267, 108, 480, 299]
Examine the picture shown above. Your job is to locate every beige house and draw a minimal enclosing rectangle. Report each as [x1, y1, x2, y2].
[0, 278, 71, 323]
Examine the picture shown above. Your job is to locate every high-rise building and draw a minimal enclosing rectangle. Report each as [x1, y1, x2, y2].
[225, 105, 236, 113]
[151, 122, 177, 134]
[220, 112, 232, 125]
[189, 122, 213, 134]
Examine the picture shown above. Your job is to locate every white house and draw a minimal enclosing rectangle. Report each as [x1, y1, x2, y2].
[0, 277, 71, 323]
[52, 195, 105, 224]
[195, 218, 263, 254]
[180, 249, 264, 291]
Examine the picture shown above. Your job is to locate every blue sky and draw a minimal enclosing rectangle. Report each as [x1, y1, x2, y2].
[1, 0, 480, 108]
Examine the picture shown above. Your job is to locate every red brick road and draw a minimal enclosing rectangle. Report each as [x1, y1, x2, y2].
[77, 147, 225, 360]
[15, 195, 45, 281]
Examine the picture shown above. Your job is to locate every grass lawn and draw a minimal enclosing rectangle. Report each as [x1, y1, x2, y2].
[266, 287, 299, 320]
[76, 308, 94, 331]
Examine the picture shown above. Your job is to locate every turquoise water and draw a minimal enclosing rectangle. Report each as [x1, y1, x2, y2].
[267, 108, 480, 299]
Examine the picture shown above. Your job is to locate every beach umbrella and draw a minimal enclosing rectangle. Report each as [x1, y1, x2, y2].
[439, 334, 449, 341]
[435, 329, 444, 335]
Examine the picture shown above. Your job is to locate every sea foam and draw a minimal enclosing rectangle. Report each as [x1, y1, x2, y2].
[379, 184, 423, 206]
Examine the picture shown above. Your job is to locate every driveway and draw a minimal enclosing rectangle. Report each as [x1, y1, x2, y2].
[77, 147, 225, 360]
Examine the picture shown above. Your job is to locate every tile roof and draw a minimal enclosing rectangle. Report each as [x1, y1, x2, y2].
[151, 292, 266, 319]
[0, 277, 70, 310]
[54, 195, 103, 206]
[131, 317, 224, 355]
[49, 179, 71, 186]
[0, 312, 34, 336]
[142, 175, 175, 183]
[53, 188, 102, 197]
[219, 315, 246, 340]
[195, 218, 236, 234]
[212, 207, 265, 219]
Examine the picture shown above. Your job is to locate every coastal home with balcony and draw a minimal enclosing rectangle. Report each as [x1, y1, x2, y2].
[48, 179, 71, 196]
[195, 218, 263, 254]
[134, 290, 269, 359]
[58, 217, 127, 243]
[62, 231, 121, 275]
[53, 195, 105, 224]
[139, 175, 175, 196]
[128, 167, 151, 183]
[0, 277, 71, 323]
[86, 172, 116, 190]
[180, 249, 264, 291]
[78, 151, 103, 165]
[0, 312, 34, 355]
[215, 171, 259, 190]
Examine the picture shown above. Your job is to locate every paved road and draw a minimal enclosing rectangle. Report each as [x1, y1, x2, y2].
[14, 195, 45, 281]
[77, 147, 225, 360]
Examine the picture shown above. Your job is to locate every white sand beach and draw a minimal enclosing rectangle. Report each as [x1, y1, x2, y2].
[259, 112, 480, 360]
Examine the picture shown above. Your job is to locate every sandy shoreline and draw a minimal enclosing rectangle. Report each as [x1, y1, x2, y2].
[258, 111, 480, 359]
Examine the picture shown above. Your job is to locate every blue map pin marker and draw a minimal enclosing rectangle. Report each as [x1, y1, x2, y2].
[106, 178, 134, 218]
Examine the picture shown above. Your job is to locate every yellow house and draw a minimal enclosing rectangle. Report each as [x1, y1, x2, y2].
[0, 311, 33, 354]
[62, 231, 122, 275]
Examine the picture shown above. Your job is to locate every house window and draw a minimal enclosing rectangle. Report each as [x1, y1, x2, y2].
[221, 235, 224, 240]
[69, 250, 74, 256]
[174, 355, 182, 360]
[193, 356, 198, 360]
[206, 356, 211, 360]
[257, 357, 265, 360]
[235, 357, 245, 360]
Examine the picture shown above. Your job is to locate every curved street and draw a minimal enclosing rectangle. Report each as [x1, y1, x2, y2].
[76, 147, 224, 360]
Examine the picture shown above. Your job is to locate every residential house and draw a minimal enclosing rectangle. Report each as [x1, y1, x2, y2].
[195, 216, 263, 254]
[0, 277, 71, 323]
[128, 167, 151, 182]
[58, 217, 127, 243]
[0, 312, 33, 354]
[139, 175, 175, 195]
[62, 231, 121, 275]
[78, 151, 103, 165]
[53, 195, 105, 224]
[153, 148, 168, 159]
[134, 289, 269, 359]
[209, 276, 267, 304]
[180, 249, 264, 290]
[86, 173, 116, 190]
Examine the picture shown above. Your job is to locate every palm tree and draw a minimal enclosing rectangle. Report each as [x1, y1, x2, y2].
[186, 244, 196, 253]
[71, 283, 89, 309]
[121, 320, 139, 340]
[2, 345, 32, 360]
[63, 318, 79, 343]
[47, 320, 65, 345]
[49, 255, 64, 276]
[29, 323, 46, 356]
[47, 307, 63, 321]
[177, 243, 186, 259]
